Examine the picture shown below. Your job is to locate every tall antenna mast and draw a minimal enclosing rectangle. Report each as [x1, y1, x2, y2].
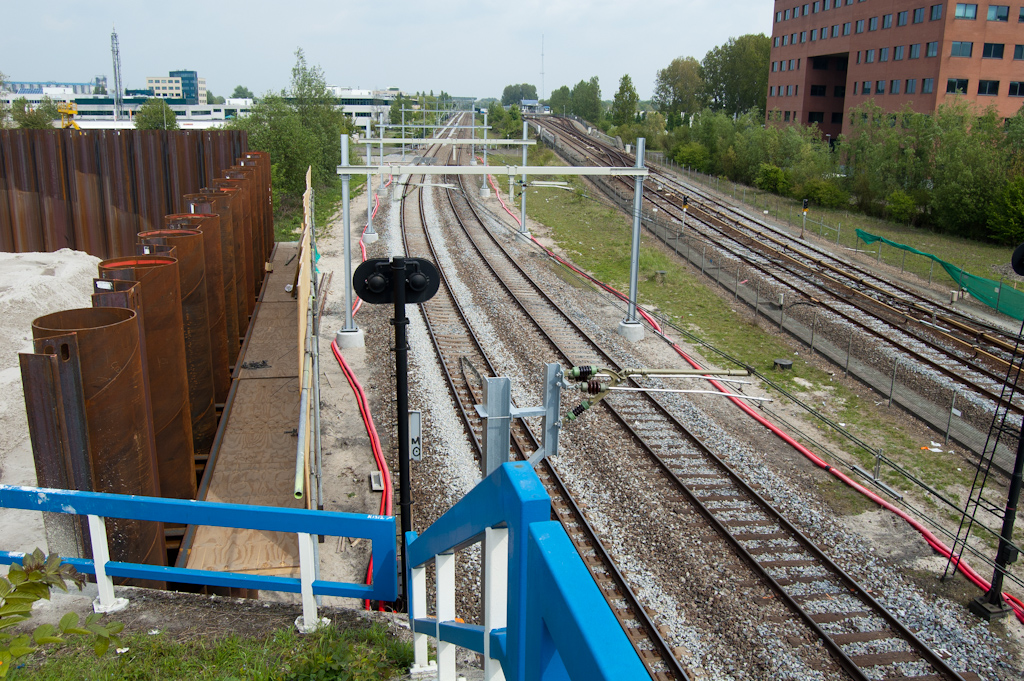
[541, 34, 545, 102]
[111, 27, 124, 122]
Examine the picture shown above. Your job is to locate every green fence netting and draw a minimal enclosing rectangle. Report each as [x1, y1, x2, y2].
[856, 229, 1024, 321]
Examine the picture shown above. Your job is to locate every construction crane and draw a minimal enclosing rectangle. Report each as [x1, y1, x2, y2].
[58, 102, 80, 130]
[111, 27, 124, 122]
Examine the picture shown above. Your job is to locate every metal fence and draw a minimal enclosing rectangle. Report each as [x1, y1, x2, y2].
[0, 484, 396, 630]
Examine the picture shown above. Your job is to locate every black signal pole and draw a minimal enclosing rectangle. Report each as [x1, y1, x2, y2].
[391, 257, 413, 603]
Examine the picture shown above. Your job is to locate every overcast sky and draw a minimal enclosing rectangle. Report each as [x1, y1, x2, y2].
[4, 0, 772, 101]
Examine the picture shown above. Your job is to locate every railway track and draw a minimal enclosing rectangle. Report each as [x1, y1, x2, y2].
[397, 121, 686, 680]
[396, 121, 974, 680]
[534, 115, 1024, 426]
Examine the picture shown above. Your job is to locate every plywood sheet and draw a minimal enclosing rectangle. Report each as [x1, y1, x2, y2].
[261, 243, 301, 303]
[237, 302, 299, 379]
[185, 377, 303, 575]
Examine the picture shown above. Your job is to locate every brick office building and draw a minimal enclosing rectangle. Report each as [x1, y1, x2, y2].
[767, 1, 1024, 139]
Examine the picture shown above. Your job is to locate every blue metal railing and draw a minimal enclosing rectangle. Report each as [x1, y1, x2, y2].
[405, 462, 646, 681]
[0, 485, 396, 626]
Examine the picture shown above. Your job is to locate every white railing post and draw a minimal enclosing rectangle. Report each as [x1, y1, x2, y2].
[410, 561, 433, 672]
[436, 552, 456, 680]
[483, 527, 508, 681]
[295, 532, 328, 633]
[87, 515, 128, 614]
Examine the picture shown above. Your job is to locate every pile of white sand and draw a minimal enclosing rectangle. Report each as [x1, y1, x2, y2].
[0, 249, 100, 554]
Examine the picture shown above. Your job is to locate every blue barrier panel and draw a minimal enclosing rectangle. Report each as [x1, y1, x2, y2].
[405, 462, 647, 681]
[0, 485, 396, 602]
[525, 522, 647, 680]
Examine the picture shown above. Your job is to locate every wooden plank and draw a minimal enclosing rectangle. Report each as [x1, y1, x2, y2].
[236, 303, 299, 379]
[261, 243, 301, 303]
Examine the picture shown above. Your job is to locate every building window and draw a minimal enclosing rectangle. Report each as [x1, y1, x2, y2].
[1020, 7, 1024, 21]
[811, 84, 827, 96]
[770, 86, 775, 97]
[856, 51, 862, 64]
[983, 43, 1005, 58]
[804, 3, 810, 14]
[1015, 44, 1024, 59]
[978, 79, 999, 94]
[772, 61, 778, 72]
[853, 82, 859, 95]
[792, 33, 798, 43]
[923, 78, 935, 93]
[825, 0, 832, 8]
[898, 10, 909, 24]
[856, 19, 865, 32]
[785, 8, 791, 19]
[843, 21, 852, 34]
[795, 85, 799, 95]
[895, 45, 905, 60]
[790, 59, 796, 69]
[814, 1, 820, 11]
[988, 4, 1009, 20]
[1009, 81, 1024, 96]
[930, 4, 943, 20]
[776, 11, 783, 21]
[801, 31, 807, 42]
[947, 78, 969, 93]
[926, 41, 939, 56]
[783, 35, 789, 46]
[811, 28, 818, 40]
[866, 49, 876, 62]
[955, 3, 978, 18]
[864, 80, 872, 93]
[951, 41, 974, 56]
[913, 7, 925, 22]
[784, 111, 791, 122]
[869, 16, 879, 30]
[787, 85, 793, 96]
[876, 80, 886, 94]
[813, 56, 830, 69]
[795, 5, 802, 17]
[907, 78, 917, 93]
[821, 25, 829, 39]
[891, 79, 901, 94]
[880, 47, 890, 61]
[833, 24, 840, 36]
[910, 43, 921, 58]
[808, 111, 825, 123]
[883, 13, 893, 27]
[835, 85, 847, 97]
[774, 37, 781, 47]
[832, 112, 844, 124]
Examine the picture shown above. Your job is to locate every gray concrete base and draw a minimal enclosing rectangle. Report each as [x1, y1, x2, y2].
[469, 158, 477, 166]
[514, 230, 532, 243]
[362, 231, 379, 245]
[479, 187, 491, 198]
[335, 328, 365, 348]
[617, 320, 645, 342]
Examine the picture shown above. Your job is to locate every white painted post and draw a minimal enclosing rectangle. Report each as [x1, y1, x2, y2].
[520, 121, 528, 233]
[87, 515, 128, 614]
[483, 528, 508, 681]
[436, 552, 456, 680]
[295, 532, 327, 633]
[409, 562, 432, 672]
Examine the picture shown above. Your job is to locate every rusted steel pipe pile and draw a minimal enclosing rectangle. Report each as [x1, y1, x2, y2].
[0, 129, 249, 259]
[17, 131, 273, 572]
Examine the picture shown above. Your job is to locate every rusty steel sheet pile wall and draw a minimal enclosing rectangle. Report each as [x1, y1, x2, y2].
[98, 255, 196, 501]
[16, 135, 273, 578]
[24, 307, 166, 570]
[0, 129, 248, 259]
[138, 229, 217, 458]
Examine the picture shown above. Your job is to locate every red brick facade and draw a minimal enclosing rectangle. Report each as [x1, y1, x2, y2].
[767, 0, 1024, 138]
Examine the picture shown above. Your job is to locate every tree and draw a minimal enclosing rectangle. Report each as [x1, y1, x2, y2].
[134, 97, 179, 130]
[288, 48, 352, 186]
[501, 83, 538, 106]
[93, 84, 107, 95]
[570, 77, 601, 123]
[653, 56, 703, 127]
[610, 75, 639, 128]
[231, 85, 255, 99]
[1, 71, 12, 128]
[989, 176, 1024, 244]
[12, 97, 58, 129]
[701, 34, 771, 115]
[206, 90, 226, 104]
[549, 86, 571, 116]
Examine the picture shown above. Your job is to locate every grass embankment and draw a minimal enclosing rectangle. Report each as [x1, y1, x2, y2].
[13, 622, 411, 681]
[503, 138, 1003, 521]
[273, 177, 364, 242]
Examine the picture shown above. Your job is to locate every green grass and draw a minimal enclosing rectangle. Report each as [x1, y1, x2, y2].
[12, 622, 412, 681]
[273, 177, 363, 243]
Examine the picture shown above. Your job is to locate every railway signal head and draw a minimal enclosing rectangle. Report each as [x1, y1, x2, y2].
[682, 195, 689, 208]
[802, 198, 809, 212]
[353, 257, 440, 304]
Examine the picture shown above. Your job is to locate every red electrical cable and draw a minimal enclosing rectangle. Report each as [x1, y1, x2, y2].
[480, 159, 1023, 622]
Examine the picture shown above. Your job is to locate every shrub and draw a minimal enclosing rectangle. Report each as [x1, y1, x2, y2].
[801, 178, 849, 209]
[674, 142, 710, 173]
[754, 162, 790, 195]
[886, 189, 917, 225]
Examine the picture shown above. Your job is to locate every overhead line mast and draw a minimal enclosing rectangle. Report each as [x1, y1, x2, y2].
[111, 27, 124, 122]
